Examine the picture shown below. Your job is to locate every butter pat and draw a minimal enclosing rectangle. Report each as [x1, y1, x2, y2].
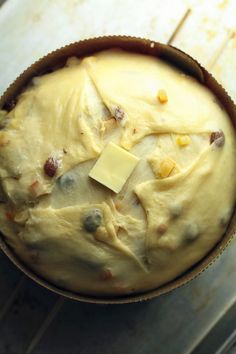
[89, 142, 139, 193]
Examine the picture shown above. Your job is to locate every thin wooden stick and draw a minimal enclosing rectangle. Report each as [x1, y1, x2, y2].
[167, 8, 192, 45]
[25, 296, 65, 354]
[209, 31, 235, 69]
[0, 275, 26, 321]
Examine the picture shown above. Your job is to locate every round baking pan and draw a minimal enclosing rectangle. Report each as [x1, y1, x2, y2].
[0, 36, 235, 304]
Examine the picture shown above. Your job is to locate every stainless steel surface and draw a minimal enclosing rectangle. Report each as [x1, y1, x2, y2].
[193, 303, 236, 354]
[216, 329, 236, 354]
[0, 0, 235, 353]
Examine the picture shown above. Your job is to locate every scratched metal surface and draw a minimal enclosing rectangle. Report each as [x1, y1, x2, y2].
[0, 1, 235, 354]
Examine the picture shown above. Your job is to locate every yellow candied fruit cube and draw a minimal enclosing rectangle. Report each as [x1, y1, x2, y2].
[176, 135, 191, 147]
[157, 89, 168, 103]
[159, 158, 176, 178]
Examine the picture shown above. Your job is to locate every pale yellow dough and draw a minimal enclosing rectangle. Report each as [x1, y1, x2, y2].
[0, 49, 235, 296]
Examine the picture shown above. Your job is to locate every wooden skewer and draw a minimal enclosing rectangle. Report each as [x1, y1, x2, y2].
[0, 275, 26, 321]
[208, 31, 235, 69]
[25, 296, 65, 354]
[167, 8, 192, 45]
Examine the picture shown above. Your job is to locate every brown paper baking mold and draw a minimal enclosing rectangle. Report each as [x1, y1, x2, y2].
[0, 36, 235, 304]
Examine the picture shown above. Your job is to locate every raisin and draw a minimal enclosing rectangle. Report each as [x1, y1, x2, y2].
[83, 209, 102, 233]
[58, 173, 75, 189]
[210, 130, 225, 147]
[114, 106, 124, 121]
[44, 157, 59, 177]
[157, 223, 168, 235]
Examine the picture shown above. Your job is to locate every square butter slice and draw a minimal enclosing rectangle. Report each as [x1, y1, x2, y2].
[89, 142, 139, 193]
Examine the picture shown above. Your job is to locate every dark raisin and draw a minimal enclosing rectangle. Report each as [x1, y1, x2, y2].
[58, 172, 75, 189]
[83, 209, 102, 233]
[114, 106, 124, 121]
[44, 157, 59, 177]
[210, 130, 225, 147]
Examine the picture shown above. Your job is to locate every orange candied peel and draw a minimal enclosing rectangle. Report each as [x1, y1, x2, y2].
[157, 223, 168, 235]
[114, 201, 122, 211]
[29, 180, 40, 197]
[5, 211, 15, 221]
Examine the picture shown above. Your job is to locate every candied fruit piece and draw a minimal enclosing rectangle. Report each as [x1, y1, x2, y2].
[159, 158, 176, 178]
[29, 180, 40, 197]
[157, 89, 168, 103]
[5, 211, 15, 221]
[157, 223, 168, 235]
[176, 135, 190, 147]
